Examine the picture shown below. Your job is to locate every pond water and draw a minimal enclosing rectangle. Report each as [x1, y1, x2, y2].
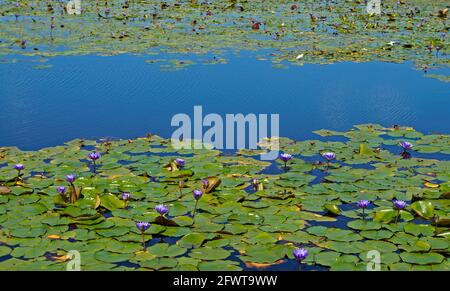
[1, 52, 449, 150]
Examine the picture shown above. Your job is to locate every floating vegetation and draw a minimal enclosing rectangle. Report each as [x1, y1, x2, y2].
[0, 124, 449, 270]
[0, 0, 448, 79]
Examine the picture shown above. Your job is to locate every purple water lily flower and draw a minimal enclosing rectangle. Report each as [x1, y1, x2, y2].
[14, 164, 25, 171]
[122, 192, 131, 201]
[358, 200, 370, 220]
[399, 141, 413, 151]
[66, 174, 76, 183]
[279, 153, 293, 162]
[136, 221, 150, 232]
[175, 158, 185, 167]
[279, 153, 293, 170]
[57, 186, 66, 194]
[192, 190, 203, 222]
[426, 45, 433, 53]
[193, 189, 203, 200]
[357, 200, 370, 209]
[155, 204, 169, 216]
[136, 221, 150, 250]
[88, 152, 101, 161]
[393, 199, 407, 210]
[293, 248, 309, 261]
[322, 152, 336, 161]
[436, 46, 442, 53]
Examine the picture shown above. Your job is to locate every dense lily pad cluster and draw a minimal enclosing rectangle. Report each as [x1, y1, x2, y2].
[0, 0, 448, 80]
[0, 124, 449, 270]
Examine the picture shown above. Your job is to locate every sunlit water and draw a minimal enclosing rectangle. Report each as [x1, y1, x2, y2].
[0, 53, 449, 150]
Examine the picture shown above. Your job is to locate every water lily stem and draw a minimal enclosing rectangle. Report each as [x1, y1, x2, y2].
[15, 170, 21, 185]
[141, 231, 146, 250]
[192, 200, 199, 223]
[362, 208, 365, 221]
[395, 210, 400, 223]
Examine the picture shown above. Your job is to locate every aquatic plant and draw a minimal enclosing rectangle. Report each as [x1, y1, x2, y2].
[357, 200, 370, 220]
[399, 141, 413, 152]
[393, 199, 408, 223]
[2, 1, 448, 81]
[279, 153, 292, 170]
[136, 221, 151, 250]
[175, 158, 185, 167]
[0, 124, 448, 270]
[57, 186, 66, 194]
[57, 186, 67, 201]
[155, 204, 169, 217]
[13, 164, 24, 183]
[251, 178, 260, 191]
[122, 192, 131, 208]
[201, 179, 209, 191]
[322, 152, 336, 170]
[65, 174, 76, 183]
[178, 180, 186, 197]
[88, 152, 101, 172]
[322, 152, 336, 161]
[13, 164, 24, 172]
[192, 189, 203, 223]
[65, 174, 79, 203]
[293, 248, 309, 271]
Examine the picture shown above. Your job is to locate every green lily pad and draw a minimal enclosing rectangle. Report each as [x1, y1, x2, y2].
[189, 247, 231, 261]
[400, 252, 445, 265]
[177, 233, 206, 248]
[410, 201, 435, 219]
[100, 193, 125, 211]
[347, 220, 382, 231]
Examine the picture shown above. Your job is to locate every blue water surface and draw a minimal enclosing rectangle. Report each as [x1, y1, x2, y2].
[0, 53, 449, 150]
